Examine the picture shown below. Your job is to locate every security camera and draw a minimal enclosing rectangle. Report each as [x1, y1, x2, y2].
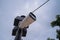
[12, 12, 36, 37]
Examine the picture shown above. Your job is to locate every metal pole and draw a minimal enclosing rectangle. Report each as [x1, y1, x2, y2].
[32, 0, 50, 13]
[14, 28, 22, 40]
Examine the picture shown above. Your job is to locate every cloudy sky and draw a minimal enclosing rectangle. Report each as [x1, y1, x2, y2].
[0, 0, 60, 40]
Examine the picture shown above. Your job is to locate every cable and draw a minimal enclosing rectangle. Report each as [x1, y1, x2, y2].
[32, 0, 50, 13]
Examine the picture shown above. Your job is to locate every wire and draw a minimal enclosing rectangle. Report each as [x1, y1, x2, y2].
[32, 0, 50, 13]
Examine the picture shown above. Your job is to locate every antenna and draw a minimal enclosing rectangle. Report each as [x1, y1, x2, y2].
[32, 0, 50, 13]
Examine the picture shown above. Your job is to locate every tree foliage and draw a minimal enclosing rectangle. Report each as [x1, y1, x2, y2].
[47, 38, 55, 40]
[50, 15, 60, 40]
[51, 15, 60, 27]
[56, 30, 60, 40]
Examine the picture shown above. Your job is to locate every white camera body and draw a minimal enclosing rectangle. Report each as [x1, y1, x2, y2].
[18, 12, 36, 28]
